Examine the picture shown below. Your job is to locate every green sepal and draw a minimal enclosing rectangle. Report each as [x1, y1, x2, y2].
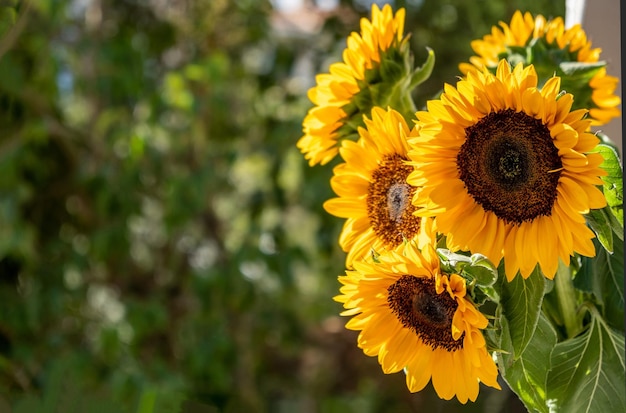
[379, 58, 406, 84]
[380, 43, 411, 79]
[377, 37, 412, 83]
[527, 37, 575, 75]
[437, 249, 498, 286]
[554, 61, 605, 110]
[335, 38, 434, 144]
[436, 249, 499, 304]
[522, 37, 603, 109]
[408, 47, 435, 90]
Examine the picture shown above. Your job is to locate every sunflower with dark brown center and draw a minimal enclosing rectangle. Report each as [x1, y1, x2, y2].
[335, 241, 500, 403]
[407, 60, 607, 280]
[324, 107, 429, 267]
[458, 109, 562, 224]
[367, 153, 420, 246]
[387, 275, 463, 351]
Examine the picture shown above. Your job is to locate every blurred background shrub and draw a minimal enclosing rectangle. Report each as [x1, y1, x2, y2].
[0, 0, 567, 412]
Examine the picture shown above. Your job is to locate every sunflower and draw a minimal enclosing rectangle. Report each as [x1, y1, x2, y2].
[323, 107, 431, 267]
[407, 60, 607, 281]
[459, 10, 621, 126]
[335, 241, 501, 402]
[297, 4, 407, 166]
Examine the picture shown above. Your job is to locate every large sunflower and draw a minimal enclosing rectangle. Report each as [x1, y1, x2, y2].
[297, 4, 407, 166]
[459, 10, 621, 126]
[407, 60, 607, 281]
[323, 107, 430, 267]
[335, 241, 500, 402]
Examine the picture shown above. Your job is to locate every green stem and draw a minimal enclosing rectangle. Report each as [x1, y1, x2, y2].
[554, 260, 581, 338]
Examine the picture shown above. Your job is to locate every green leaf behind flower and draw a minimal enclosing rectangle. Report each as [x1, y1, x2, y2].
[585, 207, 622, 253]
[498, 313, 557, 413]
[546, 306, 626, 413]
[558, 61, 605, 79]
[593, 143, 624, 228]
[408, 47, 435, 89]
[496, 266, 545, 359]
[576, 236, 625, 332]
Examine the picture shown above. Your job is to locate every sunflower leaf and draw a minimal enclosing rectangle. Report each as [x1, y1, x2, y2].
[467, 253, 498, 286]
[585, 207, 615, 253]
[557, 61, 605, 81]
[497, 312, 556, 413]
[593, 143, 624, 228]
[546, 305, 626, 413]
[576, 237, 625, 332]
[497, 265, 545, 359]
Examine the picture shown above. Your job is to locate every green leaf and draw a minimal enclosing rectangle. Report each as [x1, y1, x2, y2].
[585, 207, 615, 253]
[558, 61, 605, 80]
[408, 47, 435, 89]
[498, 313, 557, 413]
[136, 389, 157, 413]
[466, 253, 498, 287]
[546, 306, 626, 413]
[576, 237, 625, 331]
[497, 266, 545, 358]
[593, 143, 624, 228]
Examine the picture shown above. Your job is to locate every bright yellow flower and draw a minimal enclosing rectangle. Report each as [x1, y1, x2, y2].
[335, 242, 501, 402]
[298, 4, 407, 166]
[323, 107, 430, 267]
[408, 60, 607, 281]
[460, 10, 620, 126]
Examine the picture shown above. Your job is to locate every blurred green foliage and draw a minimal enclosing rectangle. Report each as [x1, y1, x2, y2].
[0, 0, 565, 412]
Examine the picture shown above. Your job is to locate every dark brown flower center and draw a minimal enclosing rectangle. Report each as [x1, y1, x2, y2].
[367, 154, 421, 246]
[457, 109, 562, 224]
[387, 275, 463, 351]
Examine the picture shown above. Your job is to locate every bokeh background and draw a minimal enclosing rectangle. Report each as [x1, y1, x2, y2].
[0, 0, 619, 412]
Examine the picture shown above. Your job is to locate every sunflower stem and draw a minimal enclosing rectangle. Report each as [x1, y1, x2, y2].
[554, 260, 581, 338]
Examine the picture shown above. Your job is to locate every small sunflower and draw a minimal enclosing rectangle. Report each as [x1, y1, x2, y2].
[297, 4, 407, 166]
[323, 107, 430, 267]
[459, 10, 621, 126]
[408, 60, 607, 280]
[335, 242, 501, 402]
